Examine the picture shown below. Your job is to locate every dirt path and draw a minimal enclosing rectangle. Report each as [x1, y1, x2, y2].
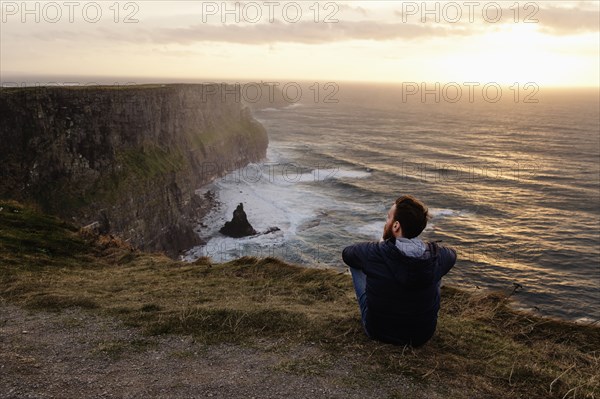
[0, 304, 435, 399]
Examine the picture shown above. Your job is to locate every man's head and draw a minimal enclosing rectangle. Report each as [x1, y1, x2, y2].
[383, 195, 429, 240]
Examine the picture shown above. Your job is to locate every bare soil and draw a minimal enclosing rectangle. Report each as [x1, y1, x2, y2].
[0, 304, 436, 399]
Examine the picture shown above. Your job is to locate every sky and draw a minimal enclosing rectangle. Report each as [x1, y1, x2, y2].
[1, 0, 599, 87]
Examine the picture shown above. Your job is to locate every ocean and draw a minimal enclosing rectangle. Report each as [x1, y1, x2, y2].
[184, 83, 600, 323]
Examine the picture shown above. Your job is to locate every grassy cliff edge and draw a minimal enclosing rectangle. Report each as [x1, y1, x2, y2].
[1, 200, 598, 398]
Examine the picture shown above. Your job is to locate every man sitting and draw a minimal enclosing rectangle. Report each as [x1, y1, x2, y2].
[342, 195, 457, 347]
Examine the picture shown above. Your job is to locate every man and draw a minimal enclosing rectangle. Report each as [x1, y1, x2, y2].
[342, 195, 457, 347]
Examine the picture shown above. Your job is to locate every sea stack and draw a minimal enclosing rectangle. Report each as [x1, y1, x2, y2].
[220, 203, 257, 238]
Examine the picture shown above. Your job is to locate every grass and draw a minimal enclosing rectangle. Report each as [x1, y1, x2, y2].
[118, 145, 185, 179]
[35, 144, 188, 212]
[1, 200, 598, 398]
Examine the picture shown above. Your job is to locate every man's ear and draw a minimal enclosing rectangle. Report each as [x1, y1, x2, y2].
[393, 221, 403, 236]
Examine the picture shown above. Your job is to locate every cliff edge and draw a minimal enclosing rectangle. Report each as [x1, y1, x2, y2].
[0, 84, 268, 256]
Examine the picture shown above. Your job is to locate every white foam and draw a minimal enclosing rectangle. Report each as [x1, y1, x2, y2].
[321, 168, 371, 180]
[429, 207, 472, 218]
[255, 103, 303, 113]
[185, 145, 371, 262]
[185, 144, 467, 263]
[574, 317, 600, 325]
[346, 218, 438, 240]
[348, 221, 383, 240]
[201, 147, 371, 189]
[279, 168, 370, 185]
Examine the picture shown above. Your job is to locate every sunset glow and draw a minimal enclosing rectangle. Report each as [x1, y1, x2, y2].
[1, 1, 599, 87]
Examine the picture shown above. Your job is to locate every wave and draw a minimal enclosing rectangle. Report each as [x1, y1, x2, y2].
[184, 147, 373, 262]
[429, 207, 474, 218]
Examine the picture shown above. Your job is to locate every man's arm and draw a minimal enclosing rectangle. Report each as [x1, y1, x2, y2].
[342, 242, 375, 271]
[438, 246, 457, 277]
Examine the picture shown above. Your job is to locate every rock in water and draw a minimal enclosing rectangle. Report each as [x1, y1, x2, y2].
[262, 226, 281, 235]
[219, 203, 257, 238]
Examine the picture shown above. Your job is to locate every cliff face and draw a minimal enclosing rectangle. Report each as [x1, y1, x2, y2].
[0, 84, 268, 257]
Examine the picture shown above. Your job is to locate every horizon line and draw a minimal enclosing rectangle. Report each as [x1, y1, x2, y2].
[1, 73, 599, 90]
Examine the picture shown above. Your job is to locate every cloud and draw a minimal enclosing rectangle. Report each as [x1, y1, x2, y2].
[122, 20, 473, 46]
[536, 6, 600, 35]
[5, 3, 597, 49]
[140, 5, 597, 47]
[337, 3, 369, 17]
[393, 3, 599, 36]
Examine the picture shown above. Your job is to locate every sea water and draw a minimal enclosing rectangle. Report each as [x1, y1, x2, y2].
[184, 83, 600, 323]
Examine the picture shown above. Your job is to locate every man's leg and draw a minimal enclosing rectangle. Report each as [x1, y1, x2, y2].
[349, 267, 370, 337]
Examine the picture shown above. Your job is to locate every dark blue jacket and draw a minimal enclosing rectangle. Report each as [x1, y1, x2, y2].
[342, 238, 457, 346]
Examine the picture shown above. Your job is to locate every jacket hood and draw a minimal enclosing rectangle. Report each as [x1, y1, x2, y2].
[395, 237, 427, 257]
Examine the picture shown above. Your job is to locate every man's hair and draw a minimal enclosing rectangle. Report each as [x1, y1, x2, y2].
[394, 195, 429, 239]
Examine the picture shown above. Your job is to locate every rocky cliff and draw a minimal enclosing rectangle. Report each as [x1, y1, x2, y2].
[0, 84, 268, 257]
